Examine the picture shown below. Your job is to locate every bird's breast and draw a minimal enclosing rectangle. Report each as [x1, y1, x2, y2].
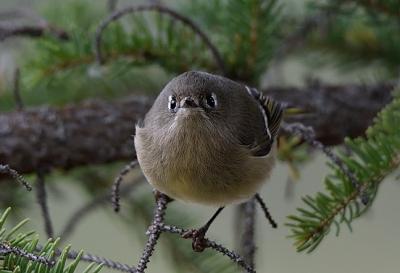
[135, 117, 274, 206]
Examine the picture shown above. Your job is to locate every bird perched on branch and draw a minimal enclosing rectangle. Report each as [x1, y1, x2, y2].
[134, 71, 282, 251]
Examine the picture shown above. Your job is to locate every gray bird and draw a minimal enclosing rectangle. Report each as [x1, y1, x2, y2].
[134, 71, 282, 250]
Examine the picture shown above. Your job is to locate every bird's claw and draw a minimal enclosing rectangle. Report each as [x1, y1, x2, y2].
[182, 228, 208, 252]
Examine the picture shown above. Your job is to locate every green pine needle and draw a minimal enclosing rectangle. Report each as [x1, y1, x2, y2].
[287, 90, 400, 253]
[0, 208, 102, 273]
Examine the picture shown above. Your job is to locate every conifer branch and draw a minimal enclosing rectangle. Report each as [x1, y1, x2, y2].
[1, 242, 55, 267]
[287, 93, 400, 252]
[94, 4, 226, 74]
[0, 23, 69, 41]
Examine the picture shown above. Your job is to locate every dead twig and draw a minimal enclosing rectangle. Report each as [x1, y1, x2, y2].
[112, 160, 139, 212]
[35, 170, 54, 238]
[0, 164, 32, 191]
[255, 194, 277, 228]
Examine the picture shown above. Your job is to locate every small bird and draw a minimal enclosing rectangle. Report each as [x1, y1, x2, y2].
[134, 71, 282, 250]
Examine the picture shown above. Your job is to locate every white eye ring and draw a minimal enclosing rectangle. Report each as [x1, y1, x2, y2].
[168, 95, 177, 112]
[205, 93, 217, 108]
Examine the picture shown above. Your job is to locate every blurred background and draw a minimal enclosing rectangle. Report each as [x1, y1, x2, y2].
[0, 1, 399, 273]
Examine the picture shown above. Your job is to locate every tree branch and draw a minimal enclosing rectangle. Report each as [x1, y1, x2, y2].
[0, 23, 69, 41]
[0, 83, 394, 175]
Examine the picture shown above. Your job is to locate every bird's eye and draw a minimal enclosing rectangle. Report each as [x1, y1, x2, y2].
[205, 93, 217, 108]
[168, 95, 177, 112]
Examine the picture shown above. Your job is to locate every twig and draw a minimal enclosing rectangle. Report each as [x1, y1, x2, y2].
[281, 122, 369, 204]
[35, 171, 54, 239]
[1, 242, 54, 267]
[135, 192, 169, 273]
[0, 164, 32, 191]
[0, 23, 69, 41]
[59, 177, 144, 241]
[94, 4, 226, 74]
[161, 224, 256, 273]
[36, 245, 137, 273]
[241, 199, 256, 268]
[13, 68, 24, 111]
[112, 160, 139, 212]
[254, 194, 277, 228]
[67, 249, 136, 273]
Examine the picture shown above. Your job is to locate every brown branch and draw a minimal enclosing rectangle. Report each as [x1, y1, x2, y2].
[35, 171, 54, 238]
[0, 23, 69, 41]
[0, 83, 394, 176]
[135, 192, 170, 273]
[240, 199, 256, 268]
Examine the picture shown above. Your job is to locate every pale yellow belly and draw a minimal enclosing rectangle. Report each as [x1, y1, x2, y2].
[146, 152, 275, 206]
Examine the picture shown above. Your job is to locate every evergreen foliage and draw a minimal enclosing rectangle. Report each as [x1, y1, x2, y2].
[0, 0, 399, 270]
[0, 208, 103, 273]
[305, 1, 400, 77]
[287, 90, 400, 252]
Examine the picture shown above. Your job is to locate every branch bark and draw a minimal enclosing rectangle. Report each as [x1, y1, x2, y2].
[0, 23, 69, 41]
[0, 83, 394, 175]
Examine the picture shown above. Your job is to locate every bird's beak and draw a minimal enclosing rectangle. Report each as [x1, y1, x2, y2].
[180, 97, 199, 108]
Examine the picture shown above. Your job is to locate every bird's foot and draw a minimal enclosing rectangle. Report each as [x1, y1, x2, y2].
[152, 189, 173, 203]
[182, 227, 208, 252]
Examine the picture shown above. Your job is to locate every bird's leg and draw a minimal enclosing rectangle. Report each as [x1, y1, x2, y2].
[183, 206, 225, 252]
[153, 189, 174, 203]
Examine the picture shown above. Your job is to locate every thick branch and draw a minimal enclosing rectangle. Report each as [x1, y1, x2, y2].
[0, 23, 69, 41]
[0, 83, 394, 175]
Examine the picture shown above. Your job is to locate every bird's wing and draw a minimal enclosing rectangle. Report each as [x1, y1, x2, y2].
[246, 87, 283, 157]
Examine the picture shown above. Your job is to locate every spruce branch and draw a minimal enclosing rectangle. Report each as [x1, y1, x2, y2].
[287, 92, 400, 252]
[48, 247, 136, 273]
[0, 22, 69, 41]
[94, 4, 226, 74]
[1, 242, 55, 267]
[0, 208, 105, 273]
[281, 122, 367, 204]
